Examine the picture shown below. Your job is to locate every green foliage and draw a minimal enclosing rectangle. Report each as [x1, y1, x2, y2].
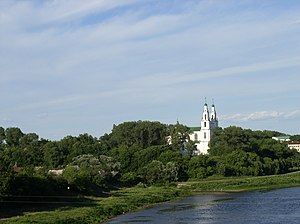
[1, 186, 185, 224]
[216, 151, 262, 176]
[0, 122, 299, 209]
[63, 154, 120, 191]
[107, 121, 168, 149]
[43, 142, 68, 168]
[140, 160, 179, 184]
[185, 171, 300, 192]
[290, 134, 300, 142]
[208, 126, 299, 177]
[188, 154, 211, 179]
[3, 173, 300, 224]
[140, 160, 165, 184]
[5, 127, 24, 147]
[163, 162, 179, 183]
[0, 173, 13, 195]
[133, 145, 168, 171]
[62, 165, 91, 192]
[43, 134, 104, 168]
[0, 126, 5, 144]
[167, 122, 191, 151]
[120, 172, 140, 185]
[0, 122, 300, 223]
[109, 145, 138, 173]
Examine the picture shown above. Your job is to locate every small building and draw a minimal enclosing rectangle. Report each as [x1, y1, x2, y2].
[288, 142, 300, 152]
[272, 136, 291, 142]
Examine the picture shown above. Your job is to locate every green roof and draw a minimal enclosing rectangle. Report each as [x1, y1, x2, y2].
[189, 127, 200, 132]
[273, 136, 290, 139]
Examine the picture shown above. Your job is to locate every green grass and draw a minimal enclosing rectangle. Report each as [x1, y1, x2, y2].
[1, 172, 300, 224]
[0, 186, 187, 224]
[181, 171, 300, 192]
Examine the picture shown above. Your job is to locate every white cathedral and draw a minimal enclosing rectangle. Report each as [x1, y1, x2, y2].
[189, 102, 218, 155]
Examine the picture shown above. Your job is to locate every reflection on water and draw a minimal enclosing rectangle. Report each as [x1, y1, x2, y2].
[106, 187, 300, 224]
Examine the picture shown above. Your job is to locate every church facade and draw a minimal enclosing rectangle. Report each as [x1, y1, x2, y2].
[189, 103, 218, 154]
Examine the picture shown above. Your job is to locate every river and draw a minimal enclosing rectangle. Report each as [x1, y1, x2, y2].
[106, 187, 300, 224]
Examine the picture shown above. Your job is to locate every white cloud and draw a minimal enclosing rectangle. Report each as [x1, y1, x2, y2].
[1, 0, 300, 138]
[124, 56, 300, 89]
[221, 110, 300, 122]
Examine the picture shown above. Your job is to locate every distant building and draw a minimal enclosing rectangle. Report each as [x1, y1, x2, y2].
[48, 169, 64, 176]
[272, 136, 291, 142]
[189, 103, 218, 154]
[288, 142, 300, 152]
[12, 162, 22, 173]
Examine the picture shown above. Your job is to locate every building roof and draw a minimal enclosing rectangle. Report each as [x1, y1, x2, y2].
[288, 142, 300, 145]
[189, 127, 200, 132]
[272, 136, 291, 140]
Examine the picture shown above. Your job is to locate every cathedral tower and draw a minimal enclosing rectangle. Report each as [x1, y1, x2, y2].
[189, 101, 218, 154]
[210, 103, 218, 129]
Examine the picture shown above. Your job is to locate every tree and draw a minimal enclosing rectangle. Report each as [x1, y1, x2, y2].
[109, 145, 139, 173]
[188, 154, 211, 179]
[66, 154, 120, 188]
[62, 165, 90, 192]
[140, 160, 179, 184]
[19, 133, 39, 147]
[106, 121, 168, 149]
[132, 145, 168, 171]
[140, 160, 165, 185]
[167, 122, 191, 151]
[0, 127, 5, 144]
[290, 135, 300, 142]
[5, 127, 24, 146]
[0, 150, 14, 195]
[216, 150, 262, 176]
[163, 162, 179, 183]
[43, 142, 68, 168]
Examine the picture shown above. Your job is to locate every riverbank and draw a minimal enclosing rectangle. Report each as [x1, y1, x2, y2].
[180, 170, 300, 192]
[1, 171, 300, 224]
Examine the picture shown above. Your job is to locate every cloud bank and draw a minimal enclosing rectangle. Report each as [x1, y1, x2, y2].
[1, 0, 300, 138]
[221, 110, 300, 122]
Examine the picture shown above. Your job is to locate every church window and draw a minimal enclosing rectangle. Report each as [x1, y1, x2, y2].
[194, 133, 198, 141]
[204, 132, 206, 139]
[205, 114, 207, 120]
[204, 122, 206, 127]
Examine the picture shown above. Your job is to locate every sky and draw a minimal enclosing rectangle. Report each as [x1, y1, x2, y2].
[1, 0, 300, 140]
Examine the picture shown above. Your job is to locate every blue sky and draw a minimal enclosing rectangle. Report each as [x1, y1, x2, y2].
[1, 0, 300, 139]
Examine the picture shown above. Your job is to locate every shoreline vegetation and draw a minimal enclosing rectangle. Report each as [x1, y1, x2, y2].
[1, 123, 299, 223]
[1, 171, 300, 224]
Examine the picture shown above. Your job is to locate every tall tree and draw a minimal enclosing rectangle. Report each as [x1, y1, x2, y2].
[167, 122, 191, 151]
[5, 127, 24, 146]
[0, 127, 5, 144]
[107, 121, 168, 149]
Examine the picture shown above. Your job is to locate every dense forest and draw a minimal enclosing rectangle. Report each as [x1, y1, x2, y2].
[0, 122, 299, 196]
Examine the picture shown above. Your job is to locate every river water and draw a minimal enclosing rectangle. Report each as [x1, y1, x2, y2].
[106, 187, 300, 224]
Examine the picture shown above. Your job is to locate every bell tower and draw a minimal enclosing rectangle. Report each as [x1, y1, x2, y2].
[190, 100, 219, 154]
[201, 103, 210, 130]
[210, 103, 218, 129]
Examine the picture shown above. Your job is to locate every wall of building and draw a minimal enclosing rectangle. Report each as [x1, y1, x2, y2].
[288, 142, 300, 152]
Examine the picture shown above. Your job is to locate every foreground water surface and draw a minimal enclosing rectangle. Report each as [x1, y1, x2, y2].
[106, 187, 300, 224]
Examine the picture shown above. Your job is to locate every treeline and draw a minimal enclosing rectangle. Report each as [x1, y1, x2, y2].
[207, 127, 300, 177]
[0, 123, 299, 196]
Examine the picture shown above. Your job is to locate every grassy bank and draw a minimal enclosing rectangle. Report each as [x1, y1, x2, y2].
[182, 171, 300, 192]
[0, 186, 188, 224]
[1, 172, 300, 224]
